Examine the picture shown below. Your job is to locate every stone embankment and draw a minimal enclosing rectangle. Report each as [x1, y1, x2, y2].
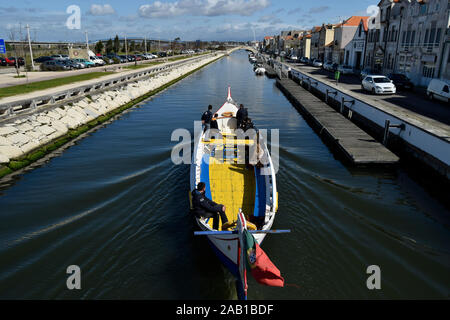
[0, 53, 225, 177]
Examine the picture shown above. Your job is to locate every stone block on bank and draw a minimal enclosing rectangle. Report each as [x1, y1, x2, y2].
[60, 116, 80, 129]
[46, 110, 62, 120]
[20, 140, 40, 154]
[0, 145, 23, 159]
[38, 125, 57, 136]
[8, 133, 30, 146]
[55, 107, 67, 117]
[36, 115, 52, 124]
[0, 153, 9, 164]
[0, 136, 13, 146]
[25, 130, 43, 140]
[0, 126, 18, 136]
[17, 122, 34, 132]
[50, 120, 69, 135]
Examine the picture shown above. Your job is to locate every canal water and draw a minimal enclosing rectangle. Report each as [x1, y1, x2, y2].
[0, 50, 449, 299]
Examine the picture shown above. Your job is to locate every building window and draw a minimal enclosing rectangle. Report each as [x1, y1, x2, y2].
[420, 4, 428, 15]
[429, 28, 436, 45]
[422, 65, 435, 78]
[435, 29, 442, 45]
[424, 29, 429, 45]
[411, 31, 416, 46]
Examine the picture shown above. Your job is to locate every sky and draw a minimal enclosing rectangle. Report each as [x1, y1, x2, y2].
[0, 0, 378, 43]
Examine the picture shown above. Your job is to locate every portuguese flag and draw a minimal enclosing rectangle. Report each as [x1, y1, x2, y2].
[243, 229, 284, 287]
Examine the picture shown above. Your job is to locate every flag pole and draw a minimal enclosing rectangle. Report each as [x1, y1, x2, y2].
[236, 210, 248, 300]
[194, 229, 291, 236]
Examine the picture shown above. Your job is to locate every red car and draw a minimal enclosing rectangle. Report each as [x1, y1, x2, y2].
[8, 57, 25, 66]
[0, 57, 14, 66]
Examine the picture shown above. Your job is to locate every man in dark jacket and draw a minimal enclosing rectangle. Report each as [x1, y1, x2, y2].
[210, 113, 219, 130]
[236, 104, 248, 129]
[192, 182, 232, 230]
[201, 105, 213, 141]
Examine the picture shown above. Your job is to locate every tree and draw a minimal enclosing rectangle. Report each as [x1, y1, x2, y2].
[95, 41, 104, 54]
[113, 35, 120, 53]
[130, 40, 135, 52]
[105, 38, 113, 54]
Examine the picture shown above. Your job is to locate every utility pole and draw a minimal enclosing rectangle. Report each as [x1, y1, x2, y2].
[144, 36, 147, 56]
[85, 31, 89, 56]
[26, 24, 35, 70]
[125, 35, 128, 57]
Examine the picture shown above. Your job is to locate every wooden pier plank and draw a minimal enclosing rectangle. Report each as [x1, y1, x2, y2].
[277, 78, 399, 165]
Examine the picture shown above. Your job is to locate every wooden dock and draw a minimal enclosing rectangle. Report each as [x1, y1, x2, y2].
[277, 78, 399, 166]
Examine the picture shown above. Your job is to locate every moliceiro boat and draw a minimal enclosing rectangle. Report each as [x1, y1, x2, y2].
[190, 87, 289, 300]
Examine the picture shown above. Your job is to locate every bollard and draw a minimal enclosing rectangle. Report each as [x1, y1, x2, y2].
[340, 97, 355, 114]
[383, 120, 405, 146]
[326, 89, 337, 104]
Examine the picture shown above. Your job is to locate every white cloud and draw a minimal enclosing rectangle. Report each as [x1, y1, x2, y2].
[138, 0, 270, 18]
[308, 6, 329, 14]
[88, 4, 115, 16]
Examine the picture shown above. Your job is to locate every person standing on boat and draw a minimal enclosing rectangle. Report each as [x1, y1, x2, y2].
[201, 105, 213, 141]
[236, 104, 248, 129]
[192, 182, 233, 230]
[210, 114, 219, 130]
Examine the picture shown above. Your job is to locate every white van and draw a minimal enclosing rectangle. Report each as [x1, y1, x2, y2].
[427, 79, 450, 103]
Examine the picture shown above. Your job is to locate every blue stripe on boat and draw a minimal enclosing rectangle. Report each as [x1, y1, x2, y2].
[200, 154, 212, 199]
[253, 167, 266, 218]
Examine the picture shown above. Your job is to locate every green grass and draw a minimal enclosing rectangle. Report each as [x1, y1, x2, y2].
[0, 72, 116, 98]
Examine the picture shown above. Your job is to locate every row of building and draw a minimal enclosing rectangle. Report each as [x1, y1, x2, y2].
[262, 0, 450, 87]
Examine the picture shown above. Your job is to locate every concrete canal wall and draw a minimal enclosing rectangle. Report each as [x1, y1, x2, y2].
[270, 59, 450, 181]
[0, 52, 227, 178]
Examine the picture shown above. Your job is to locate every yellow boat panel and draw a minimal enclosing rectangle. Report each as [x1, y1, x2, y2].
[209, 158, 255, 230]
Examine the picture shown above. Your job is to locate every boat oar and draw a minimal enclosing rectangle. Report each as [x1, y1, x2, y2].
[194, 229, 291, 236]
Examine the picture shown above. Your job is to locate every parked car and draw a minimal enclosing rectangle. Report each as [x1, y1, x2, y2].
[386, 73, 414, 90]
[337, 65, 353, 74]
[362, 75, 396, 94]
[8, 57, 25, 66]
[66, 59, 85, 69]
[360, 67, 377, 80]
[323, 61, 334, 71]
[97, 55, 113, 64]
[34, 56, 52, 63]
[1, 57, 14, 66]
[299, 57, 309, 64]
[50, 54, 69, 60]
[289, 55, 298, 61]
[40, 60, 70, 71]
[89, 55, 105, 66]
[427, 79, 450, 103]
[312, 59, 323, 67]
[73, 58, 95, 68]
[117, 55, 128, 63]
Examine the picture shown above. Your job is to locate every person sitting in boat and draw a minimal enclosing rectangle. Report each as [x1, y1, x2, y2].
[210, 114, 219, 130]
[242, 117, 255, 132]
[201, 105, 213, 141]
[236, 104, 248, 129]
[192, 182, 233, 230]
